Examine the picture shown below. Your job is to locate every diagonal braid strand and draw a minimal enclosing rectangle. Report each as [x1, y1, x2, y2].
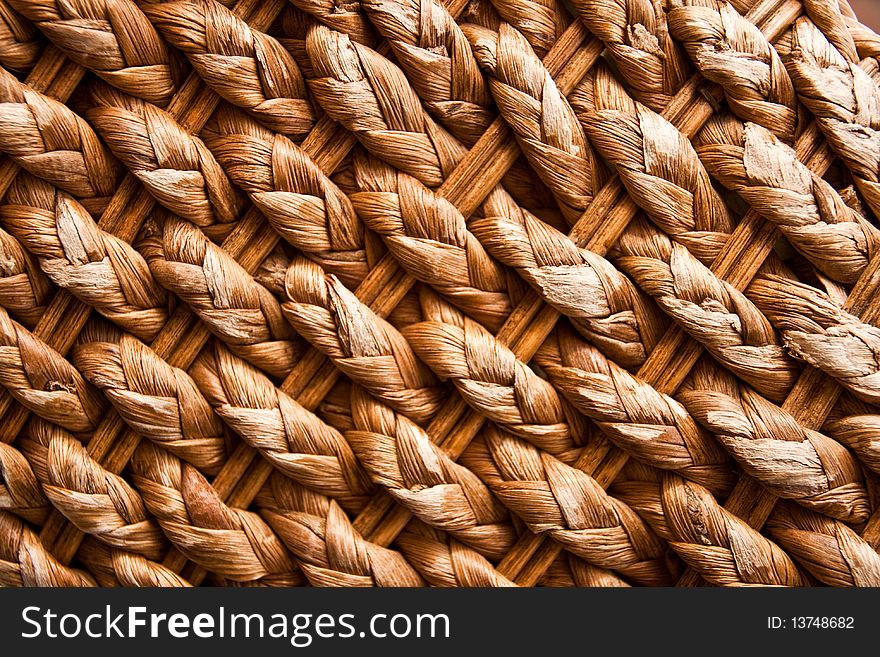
[572, 65, 738, 266]
[0, 0, 42, 73]
[294, 0, 800, 578]
[87, 85, 245, 239]
[17, 418, 168, 560]
[0, 226, 52, 329]
[72, 332, 230, 475]
[188, 341, 375, 513]
[748, 274, 880, 405]
[0, 0, 292, 568]
[613, 474, 806, 586]
[0, 509, 96, 586]
[130, 440, 302, 584]
[346, 384, 517, 562]
[485, 0, 571, 58]
[393, 521, 517, 587]
[201, 106, 370, 290]
[767, 501, 880, 586]
[8, 0, 182, 106]
[0, 67, 121, 216]
[349, 151, 519, 333]
[533, 323, 736, 496]
[257, 472, 426, 587]
[676, 356, 870, 523]
[778, 15, 880, 218]
[1, 173, 169, 342]
[667, 0, 801, 144]
[281, 256, 447, 425]
[142, 0, 316, 140]
[140, 213, 303, 380]
[464, 22, 603, 224]
[0, 440, 49, 525]
[696, 117, 880, 284]
[0, 305, 105, 434]
[460, 426, 672, 585]
[77, 536, 193, 587]
[569, 0, 690, 112]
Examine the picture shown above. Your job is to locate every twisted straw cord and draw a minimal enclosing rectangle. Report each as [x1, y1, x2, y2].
[696, 118, 880, 284]
[286, 0, 375, 46]
[486, 0, 570, 58]
[0, 305, 105, 433]
[0, 510, 96, 586]
[801, 0, 860, 65]
[140, 214, 301, 380]
[142, 0, 316, 140]
[461, 426, 671, 585]
[839, 12, 880, 62]
[72, 332, 229, 475]
[359, 0, 493, 145]
[667, 0, 800, 143]
[304, 21, 558, 237]
[77, 537, 192, 587]
[254, 243, 293, 298]
[767, 501, 880, 586]
[347, 384, 517, 562]
[401, 297, 574, 454]
[0, 0, 290, 564]
[0, 0, 41, 72]
[200, 107, 369, 290]
[258, 473, 425, 587]
[778, 16, 880, 216]
[7, 0, 180, 107]
[462, 177, 667, 369]
[394, 523, 517, 586]
[569, 0, 690, 112]
[1, 174, 169, 342]
[676, 357, 870, 523]
[748, 274, 880, 405]
[86, 85, 244, 235]
[539, 553, 630, 587]
[189, 341, 374, 512]
[18, 418, 168, 560]
[305, 23, 464, 187]
[0, 67, 120, 214]
[534, 323, 736, 495]
[0, 441, 49, 525]
[339, 0, 817, 582]
[282, 256, 447, 424]
[612, 218, 799, 403]
[130, 440, 299, 584]
[0, 226, 51, 329]
[349, 151, 517, 333]
[613, 474, 806, 585]
[294, 0, 792, 576]
[825, 414, 880, 475]
[464, 22, 602, 224]
[351, 0, 558, 214]
[573, 73, 737, 266]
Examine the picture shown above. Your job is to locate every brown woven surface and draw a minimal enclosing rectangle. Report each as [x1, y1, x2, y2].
[1, 0, 880, 588]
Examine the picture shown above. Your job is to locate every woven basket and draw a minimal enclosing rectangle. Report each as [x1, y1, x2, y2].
[0, 0, 879, 588]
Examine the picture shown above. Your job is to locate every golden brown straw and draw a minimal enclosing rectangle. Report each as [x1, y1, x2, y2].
[4, 0, 880, 589]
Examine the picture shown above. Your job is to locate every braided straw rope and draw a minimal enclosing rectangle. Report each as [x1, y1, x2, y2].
[3, 0, 880, 589]
[0, 0, 42, 73]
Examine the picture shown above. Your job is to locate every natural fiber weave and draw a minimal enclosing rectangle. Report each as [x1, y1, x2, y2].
[1, 0, 880, 589]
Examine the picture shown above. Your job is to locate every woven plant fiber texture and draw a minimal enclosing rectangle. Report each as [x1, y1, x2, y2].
[1, 0, 880, 589]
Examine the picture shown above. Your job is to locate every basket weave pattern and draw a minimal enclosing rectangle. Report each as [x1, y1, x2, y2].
[1, 0, 880, 587]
